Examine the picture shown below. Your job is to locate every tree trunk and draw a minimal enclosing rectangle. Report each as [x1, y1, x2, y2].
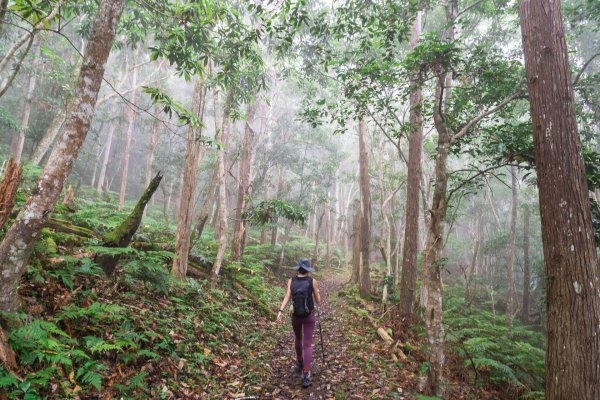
[0, 0, 9, 37]
[398, 12, 423, 320]
[210, 90, 234, 285]
[506, 166, 518, 327]
[467, 212, 483, 305]
[350, 199, 361, 284]
[172, 79, 207, 280]
[10, 40, 40, 163]
[97, 123, 115, 193]
[376, 140, 392, 304]
[96, 172, 162, 275]
[422, 74, 451, 397]
[358, 117, 371, 299]
[142, 119, 160, 218]
[118, 51, 139, 209]
[520, 203, 531, 323]
[29, 107, 67, 165]
[231, 102, 257, 260]
[271, 165, 285, 245]
[0, 0, 125, 312]
[519, 1, 600, 397]
[0, 159, 23, 229]
[313, 210, 325, 267]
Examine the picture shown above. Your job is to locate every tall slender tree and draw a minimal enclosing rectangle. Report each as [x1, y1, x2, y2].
[118, 50, 140, 209]
[398, 12, 423, 320]
[519, 0, 600, 397]
[231, 101, 257, 260]
[506, 166, 518, 327]
[358, 117, 371, 299]
[172, 79, 207, 280]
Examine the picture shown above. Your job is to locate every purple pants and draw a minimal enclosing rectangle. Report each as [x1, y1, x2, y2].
[291, 312, 316, 372]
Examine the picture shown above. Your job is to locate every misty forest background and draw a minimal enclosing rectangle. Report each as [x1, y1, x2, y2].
[0, 0, 599, 399]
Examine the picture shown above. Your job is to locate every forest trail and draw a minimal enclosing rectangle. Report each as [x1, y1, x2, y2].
[253, 274, 415, 400]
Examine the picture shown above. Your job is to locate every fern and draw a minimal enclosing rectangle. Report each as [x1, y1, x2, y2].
[84, 336, 134, 354]
[76, 360, 107, 391]
[445, 289, 546, 394]
[57, 302, 124, 322]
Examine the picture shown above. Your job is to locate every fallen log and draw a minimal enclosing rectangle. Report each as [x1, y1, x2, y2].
[187, 262, 211, 279]
[348, 305, 406, 359]
[95, 172, 163, 276]
[45, 218, 99, 239]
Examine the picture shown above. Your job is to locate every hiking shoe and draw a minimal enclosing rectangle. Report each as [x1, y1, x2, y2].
[301, 371, 312, 388]
[292, 360, 303, 374]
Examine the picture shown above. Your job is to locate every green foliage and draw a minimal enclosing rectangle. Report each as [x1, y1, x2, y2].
[445, 293, 546, 394]
[123, 251, 174, 294]
[142, 86, 203, 127]
[242, 199, 307, 226]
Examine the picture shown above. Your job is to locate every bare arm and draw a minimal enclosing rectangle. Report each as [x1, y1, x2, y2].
[276, 279, 292, 322]
[313, 278, 322, 305]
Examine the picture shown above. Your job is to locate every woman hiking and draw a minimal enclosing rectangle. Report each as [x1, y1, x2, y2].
[276, 258, 322, 387]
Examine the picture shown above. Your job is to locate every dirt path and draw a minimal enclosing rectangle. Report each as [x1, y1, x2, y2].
[254, 274, 417, 400]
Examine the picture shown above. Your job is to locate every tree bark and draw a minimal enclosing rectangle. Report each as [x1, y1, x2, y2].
[358, 117, 371, 299]
[0, 0, 9, 37]
[0, 0, 125, 312]
[398, 12, 423, 320]
[118, 51, 139, 209]
[96, 123, 115, 193]
[0, 159, 22, 229]
[210, 90, 234, 285]
[506, 166, 518, 327]
[172, 79, 207, 280]
[350, 199, 361, 284]
[520, 203, 531, 324]
[519, 1, 600, 397]
[422, 74, 450, 397]
[142, 119, 160, 218]
[231, 102, 257, 260]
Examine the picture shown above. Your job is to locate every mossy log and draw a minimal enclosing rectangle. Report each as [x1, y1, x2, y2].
[187, 262, 211, 279]
[96, 172, 163, 275]
[45, 218, 99, 239]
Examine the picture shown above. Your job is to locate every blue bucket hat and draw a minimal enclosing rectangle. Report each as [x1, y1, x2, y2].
[292, 258, 315, 272]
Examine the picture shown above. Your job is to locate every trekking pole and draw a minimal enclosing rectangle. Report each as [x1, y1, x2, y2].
[316, 305, 325, 367]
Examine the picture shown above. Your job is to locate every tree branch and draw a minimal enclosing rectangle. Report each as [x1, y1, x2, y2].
[457, 0, 487, 18]
[450, 91, 524, 144]
[446, 162, 509, 203]
[0, 0, 60, 75]
[573, 52, 600, 87]
[365, 107, 409, 165]
[0, 33, 33, 97]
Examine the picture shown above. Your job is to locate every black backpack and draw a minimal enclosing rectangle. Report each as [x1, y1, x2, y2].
[291, 276, 314, 317]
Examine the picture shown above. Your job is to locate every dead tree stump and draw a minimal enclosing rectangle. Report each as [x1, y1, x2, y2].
[95, 172, 163, 275]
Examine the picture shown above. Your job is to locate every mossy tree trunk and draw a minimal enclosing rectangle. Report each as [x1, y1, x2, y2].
[96, 172, 163, 275]
[0, 0, 125, 312]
